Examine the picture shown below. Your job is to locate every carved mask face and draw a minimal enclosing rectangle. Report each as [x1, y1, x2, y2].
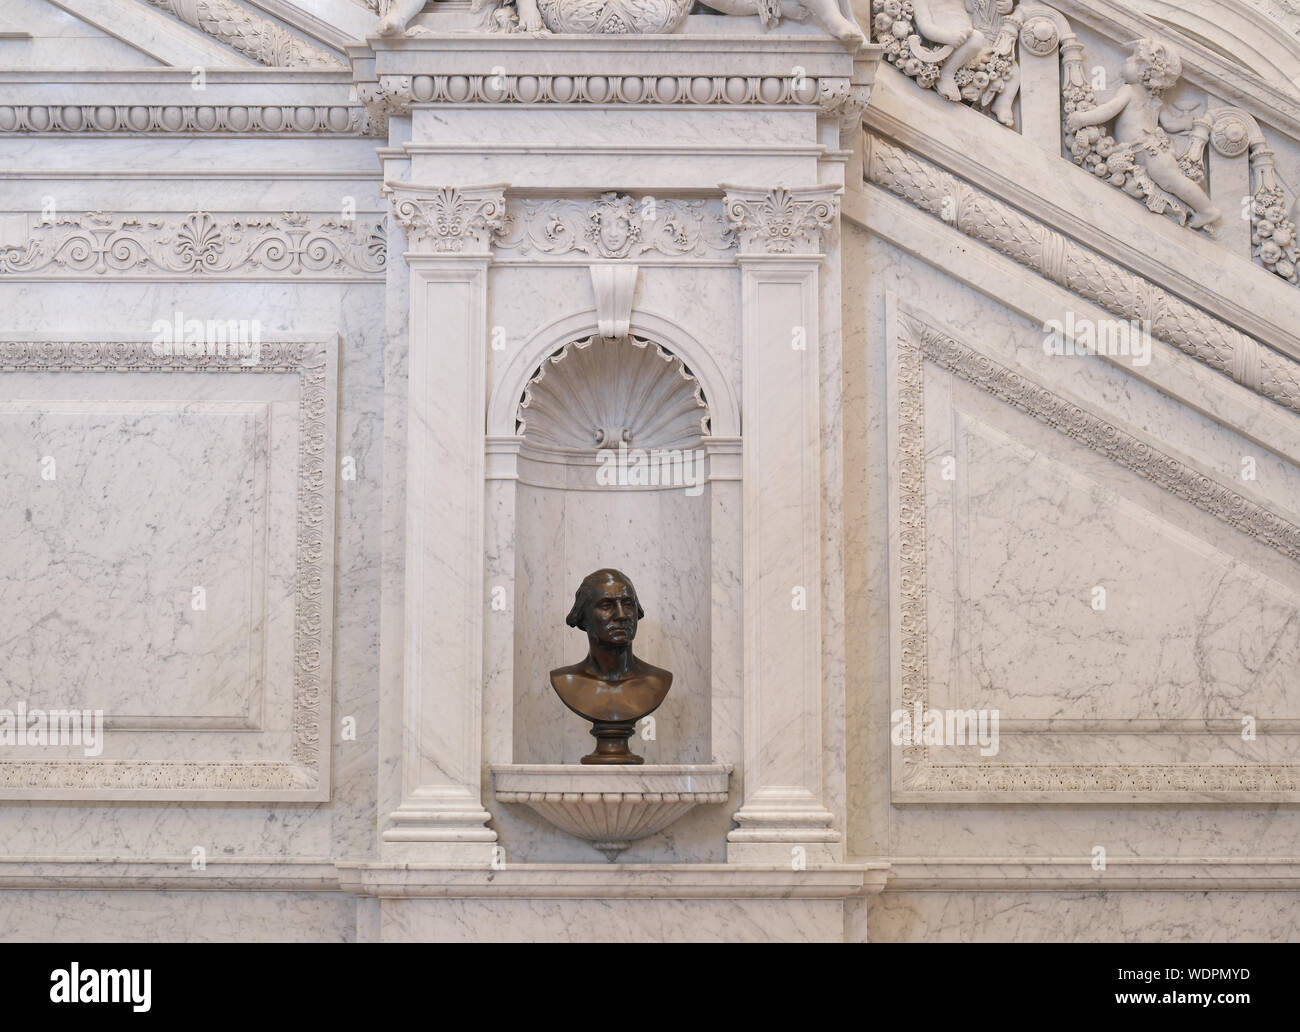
[599, 210, 632, 253]
[585, 579, 639, 646]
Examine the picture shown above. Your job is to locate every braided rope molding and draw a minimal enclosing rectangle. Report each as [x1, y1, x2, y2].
[0, 339, 330, 796]
[892, 310, 1300, 799]
[144, 0, 345, 68]
[867, 136, 1300, 416]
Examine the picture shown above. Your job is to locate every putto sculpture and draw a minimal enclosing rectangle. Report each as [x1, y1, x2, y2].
[1066, 38, 1223, 234]
[378, 0, 864, 42]
[550, 569, 672, 764]
[872, 0, 1021, 126]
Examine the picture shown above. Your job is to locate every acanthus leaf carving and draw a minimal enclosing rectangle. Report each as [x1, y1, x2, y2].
[386, 184, 509, 254]
[722, 185, 840, 255]
[0, 211, 387, 279]
[817, 77, 872, 130]
[144, 0, 345, 68]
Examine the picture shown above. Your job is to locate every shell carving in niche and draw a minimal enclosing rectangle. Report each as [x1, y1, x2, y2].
[517, 335, 710, 452]
[536, 0, 693, 34]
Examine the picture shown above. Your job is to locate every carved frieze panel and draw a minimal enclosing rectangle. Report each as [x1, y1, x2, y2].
[0, 339, 336, 800]
[493, 193, 734, 262]
[0, 211, 387, 280]
[887, 303, 1300, 802]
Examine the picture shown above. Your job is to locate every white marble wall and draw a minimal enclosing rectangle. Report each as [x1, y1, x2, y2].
[4, 0, 1300, 941]
[845, 223, 1300, 908]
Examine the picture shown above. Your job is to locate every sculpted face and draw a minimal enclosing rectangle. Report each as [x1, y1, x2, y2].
[585, 577, 639, 646]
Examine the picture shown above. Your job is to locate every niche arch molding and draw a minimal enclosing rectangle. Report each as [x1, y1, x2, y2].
[487, 307, 740, 440]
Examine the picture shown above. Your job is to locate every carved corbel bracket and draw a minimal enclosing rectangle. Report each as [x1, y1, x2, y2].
[357, 75, 411, 138]
[385, 182, 509, 256]
[721, 184, 841, 257]
[817, 77, 872, 131]
[590, 265, 639, 338]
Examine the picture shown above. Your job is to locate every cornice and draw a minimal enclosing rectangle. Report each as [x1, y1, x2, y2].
[864, 74, 1300, 369]
[865, 136, 1300, 418]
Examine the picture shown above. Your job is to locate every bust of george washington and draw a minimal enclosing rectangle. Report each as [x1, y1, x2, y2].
[549, 568, 672, 764]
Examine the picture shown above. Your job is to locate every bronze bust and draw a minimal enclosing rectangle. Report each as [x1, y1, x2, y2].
[550, 569, 672, 764]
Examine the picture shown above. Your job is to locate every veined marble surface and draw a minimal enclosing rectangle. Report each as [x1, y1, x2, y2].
[3, 0, 1300, 941]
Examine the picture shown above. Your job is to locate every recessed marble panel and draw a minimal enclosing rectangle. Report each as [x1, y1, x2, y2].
[0, 339, 335, 800]
[887, 303, 1300, 802]
[0, 399, 268, 729]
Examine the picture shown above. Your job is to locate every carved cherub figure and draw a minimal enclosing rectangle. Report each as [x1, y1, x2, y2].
[704, 0, 865, 46]
[1066, 39, 1223, 232]
[379, 0, 547, 34]
[909, 0, 1012, 103]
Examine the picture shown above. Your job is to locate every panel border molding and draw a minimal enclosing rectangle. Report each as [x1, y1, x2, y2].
[0, 336, 336, 801]
[886, 300, 1300, 803]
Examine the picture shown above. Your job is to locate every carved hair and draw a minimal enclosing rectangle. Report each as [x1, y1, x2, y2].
[1130, 39, 1182, 93]
[566, 568, 645, 631]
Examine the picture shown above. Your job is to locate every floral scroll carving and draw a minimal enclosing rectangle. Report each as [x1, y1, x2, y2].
[872, 0, 1022, 127]
[0, 211, 386, 279]
[494, 193, 735, 260]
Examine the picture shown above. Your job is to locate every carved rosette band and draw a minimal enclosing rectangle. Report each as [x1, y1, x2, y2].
[866, 137, 1300, 414]
[722, 185, 841, 256]
[386, 183, 509, 255]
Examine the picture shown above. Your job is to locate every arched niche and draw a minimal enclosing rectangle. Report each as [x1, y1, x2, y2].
[487, 307, 740, 440]
[506, 333, 718, 765]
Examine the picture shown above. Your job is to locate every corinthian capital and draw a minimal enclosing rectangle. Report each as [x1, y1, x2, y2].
[385, 182, 509, 255]
[721, 184, 841, 257]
